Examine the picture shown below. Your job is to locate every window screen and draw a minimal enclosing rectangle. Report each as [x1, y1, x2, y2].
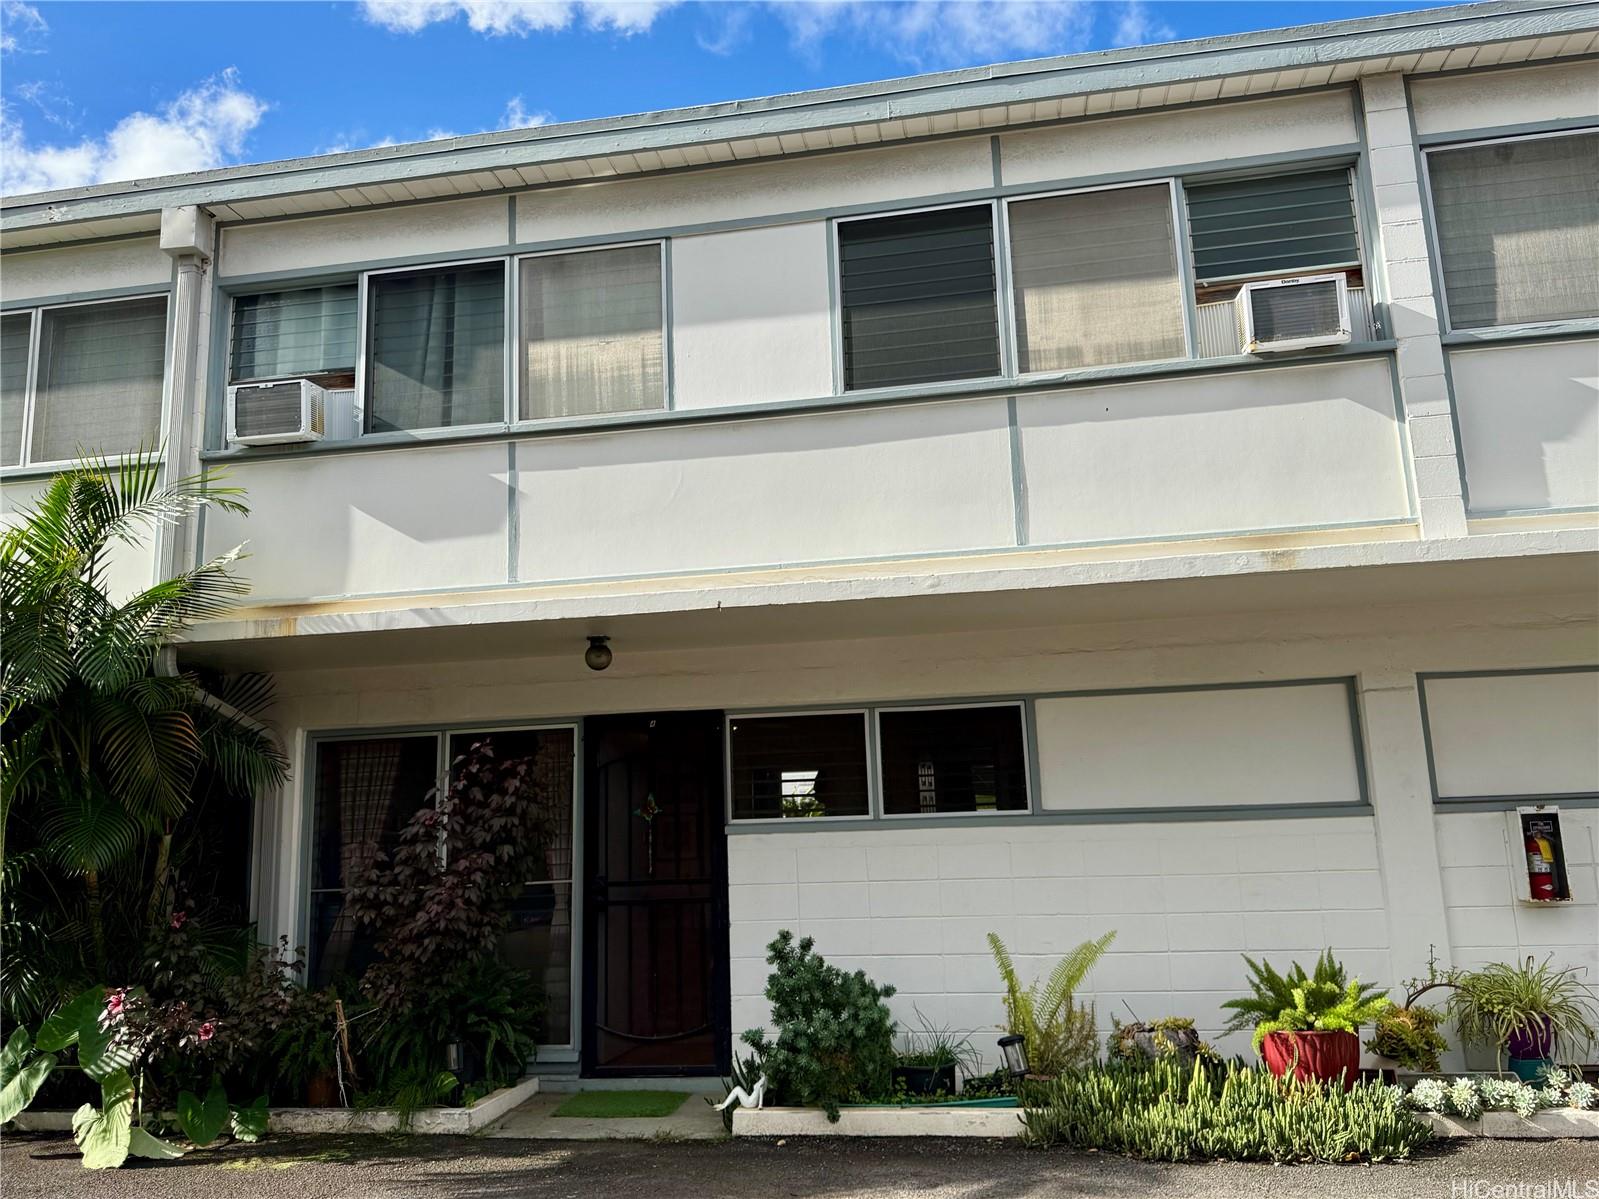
[366, 263, 504, 433]
[1010, 185, 1187, 371]
[308, 735, 439, 987]
[1428, 132, 1599, 330]
[231, 283, 358, 382]
[729, 713, 870, 820]
[448, 728, 576, 1046]
[520, 245, 664, 420]
[31, 297, 167, 464]
[1, 312, 29, 467]
[839, 206, 999, 389]
[1185, 168, 1360, 283]
[879, 705, 1028, 816]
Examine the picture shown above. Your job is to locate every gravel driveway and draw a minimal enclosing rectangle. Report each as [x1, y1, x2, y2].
[5, 1131, 1597, 1198]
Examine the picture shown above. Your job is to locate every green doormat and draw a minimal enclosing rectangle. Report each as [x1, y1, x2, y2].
[552, 1090, 690, 1119]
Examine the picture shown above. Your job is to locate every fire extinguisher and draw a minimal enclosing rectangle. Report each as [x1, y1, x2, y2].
[1525, 832, 1557, 901]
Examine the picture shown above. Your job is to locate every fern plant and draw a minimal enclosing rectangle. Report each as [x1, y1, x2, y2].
[987, 929, 1115, 1076]
[1222, 952, 1389, 1052]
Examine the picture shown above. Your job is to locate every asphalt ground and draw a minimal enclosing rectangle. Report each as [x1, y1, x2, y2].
[5, 1130, 1599, 1199]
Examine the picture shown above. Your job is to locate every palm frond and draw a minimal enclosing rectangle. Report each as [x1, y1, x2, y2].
[39, 782, 142, 876]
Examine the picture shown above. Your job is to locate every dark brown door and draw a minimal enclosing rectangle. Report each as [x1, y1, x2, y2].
[583, 712, 729, 1076]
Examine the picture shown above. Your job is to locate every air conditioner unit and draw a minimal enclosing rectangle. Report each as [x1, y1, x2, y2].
[227, 379, 327, 446]
[1237, 273, 1352, 354]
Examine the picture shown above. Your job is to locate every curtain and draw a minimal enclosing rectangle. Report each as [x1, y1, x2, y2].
[31, 297, 166, 463]
[367, 264, 504, 432]
[520, 245, 664, 420]
[1, 312, 29, 467]
[230, 283, 358, 382]
[1429, 132, 1599, 329]
[839, 205, 1000, 389]
[1010, 184, 1187, 371]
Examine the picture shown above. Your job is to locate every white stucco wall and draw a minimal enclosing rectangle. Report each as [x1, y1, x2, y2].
[202, 442, 510, 600]
[670, 222, 834, 409]
[514, 399, 1016, 581]
[1423, 669, 1599, 800]
[219, 195, 510, 277]
[1409, 60, 1599, 137]
[1033, 681, 1363, 811]
[0, 475, 157, 601]
[0, 238, 171, 301]
[1014, 357, 1412, 545]
[998, 89, 1358, 187]
[1449, 339, 1599, 515]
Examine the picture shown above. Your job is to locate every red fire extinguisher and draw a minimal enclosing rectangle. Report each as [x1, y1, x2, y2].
[1525, 832, 1557, 901]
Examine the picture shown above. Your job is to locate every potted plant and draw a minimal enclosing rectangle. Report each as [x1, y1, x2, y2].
[1446, 956, 1599, 1081]
[1365, 952, 1453, 1075]
[1222, 951, 1390, 1089]
[892, 1011, 977, 1096]
[269, 987, 342, 1106]
[1108, 1016, 1212, 1065]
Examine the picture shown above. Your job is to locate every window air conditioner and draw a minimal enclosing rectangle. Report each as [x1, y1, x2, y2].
[227, 379, 328, 446]
[1236, 273, 1352, 354]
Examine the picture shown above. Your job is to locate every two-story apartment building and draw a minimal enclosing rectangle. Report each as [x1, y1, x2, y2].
[3, 0, 1597, 1079]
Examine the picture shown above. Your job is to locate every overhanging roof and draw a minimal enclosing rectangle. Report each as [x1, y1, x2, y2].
[3, 0, 1597, 247]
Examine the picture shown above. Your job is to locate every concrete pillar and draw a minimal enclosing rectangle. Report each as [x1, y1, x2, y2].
[1359, 74, 1469, 540]
[1359, 668, 1453, 997]
[157, 204, 216, 580]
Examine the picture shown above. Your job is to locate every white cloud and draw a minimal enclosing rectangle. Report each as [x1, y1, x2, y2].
[360, 0, 678, 36]
[770, 1, 1099, 70]
[1112, 1, 1174, 48]
[1, 69, 267, 195]
[500, 95, 551, 129]
[0, 0, 47, 54]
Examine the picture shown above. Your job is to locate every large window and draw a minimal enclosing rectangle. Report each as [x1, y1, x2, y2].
[1009, 184, 1187, 371]
[728, 712, 871, 821]
[839, 205, 1000, 390]
[365, 262, 505, 433]
[231, 283, 358, 384]
[1426, 131, 1599, 330]
[878, 703, 1029, 816]
[307, 726, 577, 1045]
[1, 296, 168, 468]
[519, 244, 665, 420]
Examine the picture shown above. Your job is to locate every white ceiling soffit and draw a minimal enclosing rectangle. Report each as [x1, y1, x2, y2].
[2, 1, 1597, 247]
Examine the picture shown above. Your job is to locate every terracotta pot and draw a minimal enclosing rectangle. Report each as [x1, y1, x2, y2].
[305, 1069, 340, 1108]
[1261, 1030, 1360, 1089]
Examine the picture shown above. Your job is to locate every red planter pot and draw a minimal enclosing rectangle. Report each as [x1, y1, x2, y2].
[1261, 1030, 1361, 1089]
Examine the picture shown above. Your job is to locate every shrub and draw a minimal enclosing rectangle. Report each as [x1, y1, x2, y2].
[1021, 1057, 1431, 1162]
[741, 931, 897, 1120]
[988, 930, 1114, 1076]
[1366, 1005, 1449, 1072]
[1222, 951, 1390, 1052]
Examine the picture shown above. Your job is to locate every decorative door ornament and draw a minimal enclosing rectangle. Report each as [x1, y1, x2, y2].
[634, 792, 661, 875]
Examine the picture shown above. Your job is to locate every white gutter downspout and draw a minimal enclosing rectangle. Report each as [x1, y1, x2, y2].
[156, 204, 215, 585]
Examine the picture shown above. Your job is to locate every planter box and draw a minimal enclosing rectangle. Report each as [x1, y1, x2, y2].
[12, 1076, 540, 1138]
[733, 1104, 1023, 1138]
[1418, 1110, 1599, 1140]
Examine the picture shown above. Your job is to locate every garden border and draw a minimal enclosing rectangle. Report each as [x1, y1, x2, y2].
[11, 1076, 541, 1138]
[1421, 1110, 1599, 1139]
[732, 1105, 1023, 1138]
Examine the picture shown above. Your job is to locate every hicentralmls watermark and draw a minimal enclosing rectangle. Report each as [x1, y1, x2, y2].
[1450, 1181, 1599, 1199]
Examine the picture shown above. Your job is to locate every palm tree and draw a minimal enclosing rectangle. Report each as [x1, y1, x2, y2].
[1, 451, 288, 1020]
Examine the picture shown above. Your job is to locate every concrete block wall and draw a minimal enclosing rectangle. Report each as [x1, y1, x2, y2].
[728, 817, 1390, 1067]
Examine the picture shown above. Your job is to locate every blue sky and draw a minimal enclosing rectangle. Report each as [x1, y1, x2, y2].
[2, 1, 1456, 195]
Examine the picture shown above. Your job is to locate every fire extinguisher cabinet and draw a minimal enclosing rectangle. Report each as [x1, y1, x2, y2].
[1508, 806, 1572, 904]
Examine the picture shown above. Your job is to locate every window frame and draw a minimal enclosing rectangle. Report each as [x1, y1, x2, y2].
[510, 238, 671, 428]
[1419, 126, 1599, 337]
[831, 198, 1010, 396]
[301, 720, 582, 1055]
[1, 292, 173, 473]
[1002, 175, 1196, 376]
[355, 255, 514, 440]
[723, 708, 875, 826]
[873, 699, 1034, 821]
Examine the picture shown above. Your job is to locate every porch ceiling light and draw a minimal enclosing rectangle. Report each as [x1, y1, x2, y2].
[998, 1033, 1030, 1078]
[584, 636, 613, 672]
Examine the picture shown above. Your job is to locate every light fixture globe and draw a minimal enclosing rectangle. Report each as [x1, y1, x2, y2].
[584, 635, 613, 671]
